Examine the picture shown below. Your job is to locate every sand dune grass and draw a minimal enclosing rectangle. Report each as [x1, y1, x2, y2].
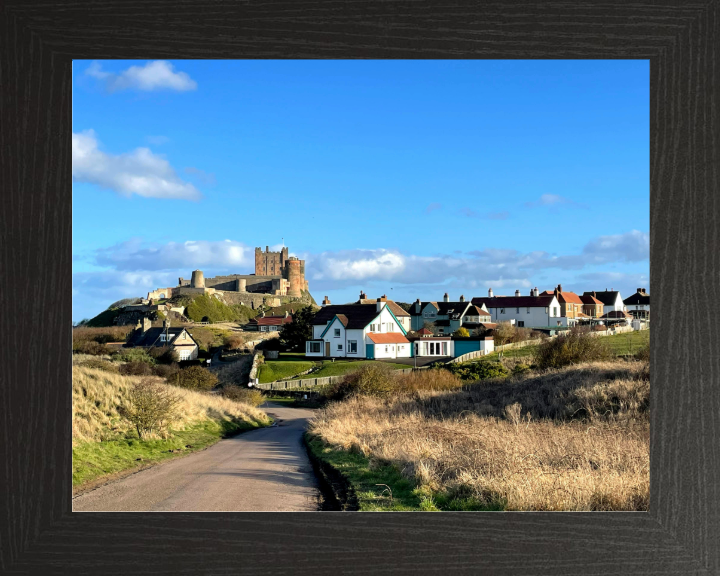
[309, 361, 649, 511]
[73, 366, 270, 444]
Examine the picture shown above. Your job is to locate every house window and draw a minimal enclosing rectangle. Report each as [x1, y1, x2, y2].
[337, 344, 343, 351]
[160, 334, 167, 342]
[385, 345, 389, 352]
[370, 324, 375, 332]
[442, 342, 448, 355]
[545, 307, 549, 313]
[387, 324, 393, 332]
[554, 307, 558, 316]
[334, 328, 341, 337]
[516, 308, 519, 314]
[527, 308, 530, 314]
[261, 326, 268, 332]
[500, 308, 505, 314]
[438, 328, 444, 334]
[348, 341, 357, 353]
[309, 341, 321, 353]
[179, 350, 191, 361]
[518, 321, 524, 327]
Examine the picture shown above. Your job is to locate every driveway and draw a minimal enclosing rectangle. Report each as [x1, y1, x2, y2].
[73, 403, 320, 512]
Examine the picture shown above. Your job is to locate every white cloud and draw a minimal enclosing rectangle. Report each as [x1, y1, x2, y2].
[72, 130, 202, 201]
[524, 194, 587, 210]
[582, 230, 649, 263]
[94, 239, 252, 271]
[85, 60, 197, 92]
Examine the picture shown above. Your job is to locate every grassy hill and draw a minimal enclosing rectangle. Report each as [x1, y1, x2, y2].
[72, 364, 271, 488]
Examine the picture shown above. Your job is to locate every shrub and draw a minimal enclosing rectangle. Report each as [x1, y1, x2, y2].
[221, 386, 266, 406]
[443, 360, 509, 381]
[148, 346, 178, 364]
[73, 340, 110, 356]
[634, 344, 650, 362]
[492, 322, 533, 346]
[170, 365, 218, 391]
[323, 363, 396, 400]
[118, 361, 154, 376]
[112, 348, 157, 365]
[453, 327, 470, 337]
[78, 358, 119, 373]
[186, 294, 243, 323]
[533, 331, 612, 369]
[119, 378, 181, 439]
[151, 362, 181, 380]
[512, 363, 532, 375]
[224, 333, 251, 351]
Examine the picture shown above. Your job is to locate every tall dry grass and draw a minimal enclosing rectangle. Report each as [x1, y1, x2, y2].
[73, 365, 270, 445]
[309, 360, 649, 511]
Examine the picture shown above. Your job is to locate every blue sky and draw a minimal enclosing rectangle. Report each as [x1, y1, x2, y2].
[73, 59, 649, 321]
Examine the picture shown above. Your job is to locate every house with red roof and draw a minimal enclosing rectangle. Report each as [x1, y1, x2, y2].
[472, 287, 566, 328]
[247, 311, 293, 332]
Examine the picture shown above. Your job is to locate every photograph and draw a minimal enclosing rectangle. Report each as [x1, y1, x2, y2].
[71, 59, 650, 512]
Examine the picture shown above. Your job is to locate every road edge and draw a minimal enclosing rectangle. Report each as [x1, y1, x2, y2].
[303, 432, 358, 511]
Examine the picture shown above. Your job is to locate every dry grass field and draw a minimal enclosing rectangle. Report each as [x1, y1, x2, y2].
[309, 360, 649, 511]
[73, 365, 269, 444]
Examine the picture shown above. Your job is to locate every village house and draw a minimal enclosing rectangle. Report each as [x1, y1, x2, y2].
[580, 292, 605, 319]
[408, 293, 489, 334]
[126, 318, 199, 361]
[306, 298, 411, 359]
[623, 288, 650, 320]
[355, 291, 412, 332]
[472, 288, 565, 328]
[405, 329, 495, 359]
[539, 285, 587, 325]
[585, 289, 625, 314]
[246, 311, 293, 332]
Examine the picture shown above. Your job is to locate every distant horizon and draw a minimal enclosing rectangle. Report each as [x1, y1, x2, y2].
[73, 59, 649, 322]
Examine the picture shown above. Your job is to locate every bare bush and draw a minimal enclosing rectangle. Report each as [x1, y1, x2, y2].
[170, 365, 218, 391]
[118, 361, 154, 377]
[119, 378, 181, 439]
[224, 333, 251, 351]
[533, 330, 611, 369]
[78, 358, 119, 374]
[221, 386, 266, 406]
[151, 362, 181, 380]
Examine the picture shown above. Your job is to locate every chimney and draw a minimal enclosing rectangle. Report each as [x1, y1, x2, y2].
[557, 284, 563, 293]
[376, 297, 386, 312]
[515, 290, 521, 297]
[488, 288, 493, 298]
[360, 290, 366, 300]
[415, 298, 421, 313]
[443, 292, 449, 302]
[459, 295, 465, 302]
[284, 311, 289, 318]
[266, 245, 269, 252]
[321, 296, 331, 306]
[534, 287, 539, 297]
[637, 287, 645, 294]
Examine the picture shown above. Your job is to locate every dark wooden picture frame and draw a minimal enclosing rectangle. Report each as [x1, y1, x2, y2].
[1, 2, 717, 574]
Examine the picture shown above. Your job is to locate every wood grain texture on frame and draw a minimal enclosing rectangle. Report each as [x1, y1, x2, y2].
[0, 1, 717, 574]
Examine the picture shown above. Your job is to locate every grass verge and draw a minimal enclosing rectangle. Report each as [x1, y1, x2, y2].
[305, 434, 504, 511]
[73, 418, 266, 489]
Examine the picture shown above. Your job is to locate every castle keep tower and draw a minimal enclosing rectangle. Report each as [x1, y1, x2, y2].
[255, 245, 289, 276]
[190, 269, 205, 288]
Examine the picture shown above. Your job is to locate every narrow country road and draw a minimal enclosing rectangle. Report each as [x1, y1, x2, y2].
[73, 403, 321, 512]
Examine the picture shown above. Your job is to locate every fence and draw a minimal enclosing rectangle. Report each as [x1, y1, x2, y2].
[254, 365, 431, 391]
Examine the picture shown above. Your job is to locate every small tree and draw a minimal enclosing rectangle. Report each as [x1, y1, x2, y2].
[492, 321, 516, 346]
[453, 327, 470, 337]
[423, 321, 437, 334]
[120, 378, 181, 439]
[280, 305, 316, 350]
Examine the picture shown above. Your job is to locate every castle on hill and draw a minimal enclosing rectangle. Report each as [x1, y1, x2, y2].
[146, 245, 310, 307]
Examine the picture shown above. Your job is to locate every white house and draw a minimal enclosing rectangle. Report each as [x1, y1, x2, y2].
[355, 292, 412, 332]
[586, 290, 625, 314]
[623, 288, 650, 320]
[306, 299, 412, 359]
[472, 288, 565, 328]
[407, 330, 495, 358]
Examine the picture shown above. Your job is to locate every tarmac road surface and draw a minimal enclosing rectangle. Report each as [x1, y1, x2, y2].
[73, 403, 320, 512]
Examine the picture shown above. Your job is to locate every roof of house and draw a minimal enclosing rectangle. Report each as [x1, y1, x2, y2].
[249, 314, 293, 326]
[408, 301, 472, 317]
[472, 295, 556, 308]
[312, 304, 399, 330]
[575, 312, 591, 318]
[601, 310, 632, 319]
[128, 327, 195, 348]
[478, 322, 498, 329]
[356, 299, 410, 317]
[540, 290, 584, 305]
[367, 333, 410, 344]
[584, 290, 621, 306]
[624, 291, 650, 305]
[580, 294, 603, 305]
[465, 305, 491, 317]
[416, 328, 434, 336]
